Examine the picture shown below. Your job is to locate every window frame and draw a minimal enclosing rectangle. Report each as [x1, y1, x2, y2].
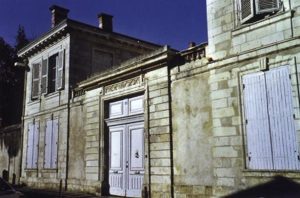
[44, 117, 59, 169]
[242, 65, 300, 171]
[30, 49, 64, 100]
[26, 120, 39, 169]
[237, 0, 282, 24]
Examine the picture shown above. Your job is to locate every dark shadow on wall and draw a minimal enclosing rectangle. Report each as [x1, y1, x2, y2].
[224, 176, 300, 198]
[0, 124, 21, 158]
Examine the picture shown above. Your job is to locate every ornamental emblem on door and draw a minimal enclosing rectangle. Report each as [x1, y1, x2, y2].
[106, 95, 144, 197]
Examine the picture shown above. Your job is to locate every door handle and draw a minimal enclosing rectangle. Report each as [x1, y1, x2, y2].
[113, 170, 118, 174]
[134, 171, 140, 174]
[126, 161, 129, 168]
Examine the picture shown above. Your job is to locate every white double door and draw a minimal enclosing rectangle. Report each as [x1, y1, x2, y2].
[109, 122, 144, 197]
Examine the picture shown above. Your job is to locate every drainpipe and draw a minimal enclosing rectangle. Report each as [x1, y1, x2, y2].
[167, 52, 174, 198]
[16, 59, 29, 184]
[65, 76, 71, 190]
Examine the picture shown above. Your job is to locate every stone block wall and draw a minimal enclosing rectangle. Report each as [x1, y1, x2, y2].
[171, 59, 214, 198]
[145, 66, 173, 197]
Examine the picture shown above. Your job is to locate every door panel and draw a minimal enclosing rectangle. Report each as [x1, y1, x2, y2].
[109, 123, 144, 197]
[127, 123, 144, 197]
[109, 126, 125, 196]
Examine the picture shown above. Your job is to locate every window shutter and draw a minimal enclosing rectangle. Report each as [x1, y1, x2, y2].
[256, 0, 280, 14]
[32, 63, 40, 99]
[243, 72, 273, 170]
[56, 50, 64, 90]
[44, 120, 52, 168]
[32, 122, 39, 169]
[51, 119, 59, 168]
[239, 0, 255, 23]
[26, 123, 34, 168]
[266, 66, 300, 170]
[41, 59, 48, 94]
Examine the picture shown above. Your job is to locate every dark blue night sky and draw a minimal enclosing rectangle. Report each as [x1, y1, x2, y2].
[0, 0, 207, 51]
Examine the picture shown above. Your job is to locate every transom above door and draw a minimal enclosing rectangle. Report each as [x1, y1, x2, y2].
[109, 95, 144, 118]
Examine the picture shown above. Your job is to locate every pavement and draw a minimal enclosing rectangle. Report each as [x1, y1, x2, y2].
[16, 187, 105, 198]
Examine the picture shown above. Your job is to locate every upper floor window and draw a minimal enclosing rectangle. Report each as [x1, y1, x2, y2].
[238, 0, 281, 24]
[242, 66, 300, 170]
[31, 50, 64, 99]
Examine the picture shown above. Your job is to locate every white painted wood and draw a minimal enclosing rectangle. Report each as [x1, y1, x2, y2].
[129, 96, 144, 115]
[243, 72, 273, 169]
[127, 123, 144, 198]
[51, 119, 59, 168]
[44, 119, 52, 168]
[239, 0, 255, 23]
[32, 122, 39, 169]
[109, 125, 126, 197]
[41, 59, 48, 94]
[56, 50, 64, 90]
[32, 63, 40, 98]
[108, 95, 145, 197]
[109, 100, 126, 118]
[266, 66, 300, 170]
[256, 0, 280, 14]
[26, 123, 34, 168]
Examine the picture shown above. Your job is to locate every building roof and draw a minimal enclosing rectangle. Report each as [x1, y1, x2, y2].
[18, 18, 161, 57]
[75, 45, 177, 91]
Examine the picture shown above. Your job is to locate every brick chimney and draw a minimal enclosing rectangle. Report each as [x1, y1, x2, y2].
[98, 13, 113, 32]
[49, 5, 69, 28]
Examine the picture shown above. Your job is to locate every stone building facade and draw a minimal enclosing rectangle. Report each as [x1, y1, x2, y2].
[15, 0, 300, 197]
[170, 0, 300, 197]
[17, 5, 159, 194]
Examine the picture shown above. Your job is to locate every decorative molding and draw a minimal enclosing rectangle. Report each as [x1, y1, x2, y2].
[259, 57, 269, 71]
[104, 76, 142, 94]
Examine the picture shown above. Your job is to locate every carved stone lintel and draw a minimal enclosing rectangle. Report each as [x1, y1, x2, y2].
[104, 76, 142, 94]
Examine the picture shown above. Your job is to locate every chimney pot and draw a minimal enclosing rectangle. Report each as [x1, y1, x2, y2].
[98, 13, 113, 32]
[49, 5, 69, 28]
[189, 42, 196, 48]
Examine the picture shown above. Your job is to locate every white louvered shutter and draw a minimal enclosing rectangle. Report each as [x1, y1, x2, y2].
[256, 0, 280, 14]
[239, 0, 255, 23]
[32, 122, 39, 169]
[56, 50, 64, 90]
[44, 120, 52, 168]
[51, 119, 59, 168]
[243, 72, 273, 170]
[32, 63, 40, 99]
[26, 123, 34, 168]
[41, 59, 48, 94]
[266, 66, 300, 170]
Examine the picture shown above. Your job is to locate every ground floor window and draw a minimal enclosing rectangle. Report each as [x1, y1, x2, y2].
[44, 118, 59, 169]
[26, 121, 39, 169]
[243, 66, 300, 170]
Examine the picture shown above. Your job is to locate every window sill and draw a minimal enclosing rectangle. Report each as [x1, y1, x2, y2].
[25, 168, 37, 171]
[242, 169, 300, 178]
[41, 168, 57, 173]
[232, 10, 294, 37]
[28, 99, 40, 106]
[43, 91, 59, 99]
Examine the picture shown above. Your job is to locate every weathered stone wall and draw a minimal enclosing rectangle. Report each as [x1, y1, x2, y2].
[69, 32, 154, 87]
[171, 59, 214, 197]
[172, 0, 300, 195]
[0, 125, 22, 184]
[67, 89, 102, 192]
[21, 36, 71, 189]
[206, 0, 299, 60]
[145, 66, 173, 197]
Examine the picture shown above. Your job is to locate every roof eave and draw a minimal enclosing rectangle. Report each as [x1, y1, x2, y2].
[17, 20, 68, 57]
